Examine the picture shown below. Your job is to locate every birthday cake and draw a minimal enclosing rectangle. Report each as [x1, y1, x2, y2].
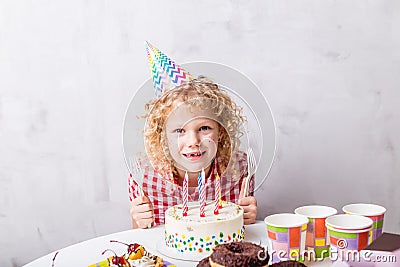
[164, 201, 244, 254]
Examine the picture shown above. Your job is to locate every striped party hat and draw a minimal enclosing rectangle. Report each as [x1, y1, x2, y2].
[145, 41, 194, 98]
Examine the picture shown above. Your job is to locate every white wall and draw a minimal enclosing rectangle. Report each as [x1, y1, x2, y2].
[1, 1, 399, 266]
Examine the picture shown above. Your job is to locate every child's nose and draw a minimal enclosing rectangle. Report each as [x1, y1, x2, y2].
[185, 131, 200, 147]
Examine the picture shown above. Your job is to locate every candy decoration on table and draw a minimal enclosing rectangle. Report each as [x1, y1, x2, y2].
[214, 172, 221, 215]
[145, 41, 193, 98]
[198, 172, 205, 217]
[182, 171, 188, 216]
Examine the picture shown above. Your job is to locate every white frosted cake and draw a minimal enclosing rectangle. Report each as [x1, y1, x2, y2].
[164, 201, 244, 254]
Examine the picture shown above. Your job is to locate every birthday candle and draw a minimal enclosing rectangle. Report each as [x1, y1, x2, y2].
[198, 172, 205, 217]
[183, 171, 188, 216]
[214, 172, 220, 215]
[200, 168, 206, 217]
[217, 173, 222, 209]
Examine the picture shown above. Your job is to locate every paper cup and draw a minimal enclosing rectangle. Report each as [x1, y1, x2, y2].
[326, 215, 373, 254]
[294, 205, 337, 259]
[265, 213, 308, 263]
[342, 203, 386, 243]
[326, 214, 374, 230]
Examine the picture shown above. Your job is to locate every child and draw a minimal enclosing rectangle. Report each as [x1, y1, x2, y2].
[129, 78, 257, 229]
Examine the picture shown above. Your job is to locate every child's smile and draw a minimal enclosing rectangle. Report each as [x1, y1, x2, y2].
[182, 151, 206, 161]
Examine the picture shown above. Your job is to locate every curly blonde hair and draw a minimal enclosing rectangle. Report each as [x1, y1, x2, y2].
[143, 78, 245, 181]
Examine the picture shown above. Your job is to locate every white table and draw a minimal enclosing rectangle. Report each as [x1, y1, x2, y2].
[24, 221, 331, 267]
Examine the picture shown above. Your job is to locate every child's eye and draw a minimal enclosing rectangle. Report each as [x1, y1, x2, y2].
[175, 128, 184, 133]
[199, 126, 211, 131]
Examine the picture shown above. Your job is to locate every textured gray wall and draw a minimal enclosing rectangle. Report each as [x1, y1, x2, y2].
[1, 1, 399, 266]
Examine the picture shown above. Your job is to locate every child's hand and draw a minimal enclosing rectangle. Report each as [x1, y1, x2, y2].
[130, 196, 154, 229]
[238, 196, 258, 225]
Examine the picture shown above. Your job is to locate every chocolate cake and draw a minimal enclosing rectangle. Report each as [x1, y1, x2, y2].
[195, 242, 309, 267]
[270, 260, 307, 267]
[208, 242, 269, 267]
[196, 257, 211, 267]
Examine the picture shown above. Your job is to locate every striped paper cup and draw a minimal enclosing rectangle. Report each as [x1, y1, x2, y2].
[265, 213, 309, 263]
[294, 205, 337, 259]
[342, 203, 386, 244]
[326, 214, 373, 255]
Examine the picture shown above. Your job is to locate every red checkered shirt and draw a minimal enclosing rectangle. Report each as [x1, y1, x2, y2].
[128, 151, 254, 226]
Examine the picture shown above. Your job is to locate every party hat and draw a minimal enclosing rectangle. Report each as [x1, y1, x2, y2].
[145, 41, 194, 98]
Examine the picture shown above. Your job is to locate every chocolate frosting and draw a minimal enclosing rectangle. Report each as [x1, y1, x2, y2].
[196, 257, 211, 267]
[270, 260, 307, 267]
[210, 242, 269, 267]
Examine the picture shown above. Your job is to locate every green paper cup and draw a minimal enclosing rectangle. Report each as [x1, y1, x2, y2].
[265, 213, 309, 263]
[294, 205, 337, 259]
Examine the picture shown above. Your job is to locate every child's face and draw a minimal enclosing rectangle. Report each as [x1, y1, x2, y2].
[165, 103, 220, 173]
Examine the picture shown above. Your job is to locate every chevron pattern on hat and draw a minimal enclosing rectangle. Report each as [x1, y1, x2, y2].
[145, 41, 194, 98]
